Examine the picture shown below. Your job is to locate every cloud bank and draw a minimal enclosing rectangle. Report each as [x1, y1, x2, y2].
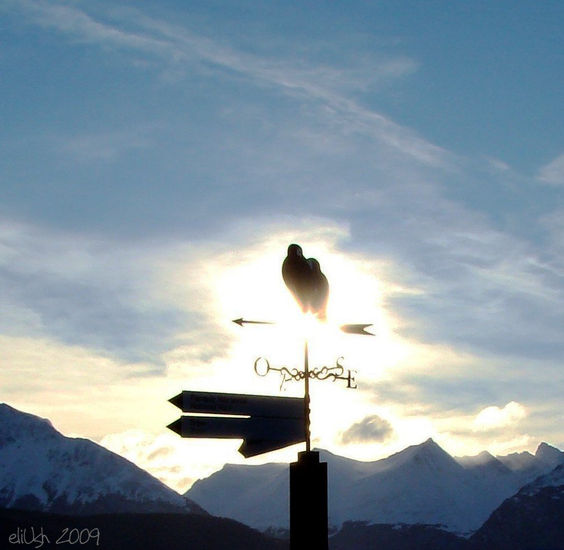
[341, 415, 394, 444]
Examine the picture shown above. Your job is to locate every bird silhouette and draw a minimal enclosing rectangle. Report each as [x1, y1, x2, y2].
[282, 244, 329, 320]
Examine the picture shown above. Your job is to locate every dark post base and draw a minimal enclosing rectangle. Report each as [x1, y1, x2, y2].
[289, 450, 328, 550]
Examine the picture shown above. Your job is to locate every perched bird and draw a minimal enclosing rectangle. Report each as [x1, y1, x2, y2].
[307, 258, 329, 320]
[282, 244, 311, 313]
[282, 244, 329, 320]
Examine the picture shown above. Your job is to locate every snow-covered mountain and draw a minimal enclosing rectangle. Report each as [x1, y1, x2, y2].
[495, 441, 564, 487]
[519, 461, 564, 496]
[189, 462, 289, 530]
[495, 449, 537, 472]
[186, 438, 564, 535]
[3, 402, 562, 544]
[339, 439, 499, 533]
[330, 462, 564, 550]
[470, 462, 564, 550]
[0, 404, 202, 515]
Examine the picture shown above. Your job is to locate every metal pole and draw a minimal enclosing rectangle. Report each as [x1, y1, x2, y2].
[290, 340, 328, 550]
[304, 340, 310, 452]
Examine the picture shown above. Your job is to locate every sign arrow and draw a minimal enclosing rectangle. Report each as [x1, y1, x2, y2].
[339, 324, 374, 336]
[232, 318, 275, 327]
[168, 390, 306, 458]
[167, 416, 305, 458]
[169, 390, 304, 418]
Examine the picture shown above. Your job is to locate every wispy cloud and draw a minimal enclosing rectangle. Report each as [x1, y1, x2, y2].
[58, 127, 154, 162]
[538, 153, 564, 186]
[12, 0, 178, 59]
[9, 0, 446, 168]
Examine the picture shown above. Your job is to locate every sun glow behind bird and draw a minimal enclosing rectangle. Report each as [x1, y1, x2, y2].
[212, 240, 394, 369]
[201, 238, 430, 458]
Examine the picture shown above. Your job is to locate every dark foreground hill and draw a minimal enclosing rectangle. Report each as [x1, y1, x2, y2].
[469, 463, 564, 550]
[329, 522, 468, 550]
[4, 496, 564, 550]
[0, 507, 286, 550]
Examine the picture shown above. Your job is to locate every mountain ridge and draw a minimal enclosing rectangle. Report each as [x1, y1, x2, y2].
[0, 403, 202, 515]
[3, 403, 563, 546]
[187, 439, 564, 534]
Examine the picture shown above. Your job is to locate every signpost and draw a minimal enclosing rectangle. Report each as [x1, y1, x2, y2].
[168, 245, 374, 550]
[168, 391, 305, 458]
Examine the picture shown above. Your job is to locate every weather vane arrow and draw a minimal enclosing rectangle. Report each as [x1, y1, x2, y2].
[339, 323, 374, 336]
[232, 318, 275, 327]
[234, 317, 374, 335]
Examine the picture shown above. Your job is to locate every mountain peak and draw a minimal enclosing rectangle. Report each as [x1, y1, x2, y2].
[417, 437, 447, 454]
[536, 441, 560, 453]
[497, 450, 537, 472]
[457, 450, 496, 466]
[477, 450, 495, 461]
[0, 403, 199, 515]
[0, 403, 59, 444]
[535, 442, 564, 467]
[385, 437, 460, 473]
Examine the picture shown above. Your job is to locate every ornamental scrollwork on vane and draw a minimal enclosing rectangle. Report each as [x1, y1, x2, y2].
[254, 356, 357, 391]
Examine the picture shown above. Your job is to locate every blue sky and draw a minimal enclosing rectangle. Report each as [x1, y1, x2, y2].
[1, 0, 563, 491]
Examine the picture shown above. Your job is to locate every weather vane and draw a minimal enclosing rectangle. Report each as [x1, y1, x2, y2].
[170, 243, 374, 550]
[233, 243, 372, 452]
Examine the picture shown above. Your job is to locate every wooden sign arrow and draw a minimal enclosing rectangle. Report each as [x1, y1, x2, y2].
[167, 416, 305, 457]
[169, 390, 304, 418]
[168, 390, 306, 458]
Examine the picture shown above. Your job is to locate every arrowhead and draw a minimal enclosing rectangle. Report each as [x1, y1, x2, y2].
[239, 438, 303, 458]
[232, 318, 244, 327]
[340, 324, 374, 336]
[167, 418, 182, 436]
[168, 393, 183, 410]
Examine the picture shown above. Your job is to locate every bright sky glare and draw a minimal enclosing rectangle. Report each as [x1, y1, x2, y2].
[1, 0, 563, 492]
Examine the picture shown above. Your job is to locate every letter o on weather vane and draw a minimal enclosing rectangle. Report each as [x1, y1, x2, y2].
[254, 357, 270, 377]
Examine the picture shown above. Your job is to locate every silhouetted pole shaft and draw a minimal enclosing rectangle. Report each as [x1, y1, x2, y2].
[304, 340, 310, 452]
[290, 450, 328, 550]
[289, 341, 328, 550]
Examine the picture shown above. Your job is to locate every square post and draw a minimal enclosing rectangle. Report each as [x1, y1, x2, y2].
[289, 450, 328, 550]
